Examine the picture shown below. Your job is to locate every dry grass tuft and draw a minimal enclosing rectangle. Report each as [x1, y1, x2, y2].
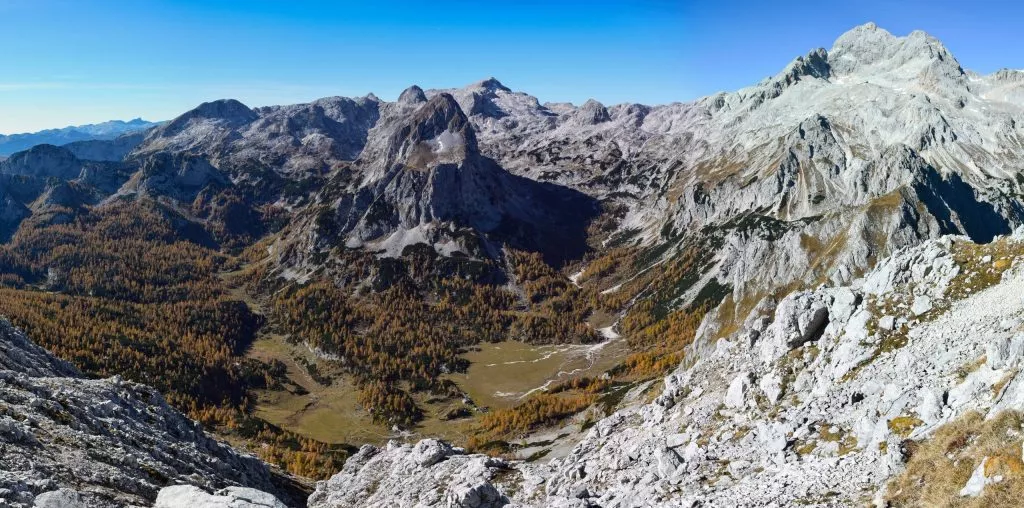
[889, 415, 924, 439]
[886, 410, 1024, 507]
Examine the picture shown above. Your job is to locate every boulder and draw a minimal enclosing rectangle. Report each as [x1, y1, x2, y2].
[725, 372, 751, 408]
[879, 315, 896, 331]
[154, 485, 287, 508]
[411, 439, 453, 467]
[958, 458, 990, 497]
[911, 296, 933, 316]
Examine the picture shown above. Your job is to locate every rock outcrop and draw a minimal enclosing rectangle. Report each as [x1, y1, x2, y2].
[279, 92, 599, 268]
[308, 440, 511, 508]
[0, 319, 289, 508]
[0, 144, 83, 180]
[154, 486, 288, 508]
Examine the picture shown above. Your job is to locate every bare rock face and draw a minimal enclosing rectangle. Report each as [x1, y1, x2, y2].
[135, 96, 381, 174]
[571, 99, 611, 126]
[160, 99, 260, 139]
[0, 190, 30, 241]
[284, 92, 599, 267]
[154, 485, 287, 508]
[120, 152, 228, 201]
[397, 85, 428, 105]
[0, 144, 83, 180]
[763, 291, 831, 359]
[0, 320, 79, 376]
[308, 441, 510, 508]
[0, 320, 287, 508]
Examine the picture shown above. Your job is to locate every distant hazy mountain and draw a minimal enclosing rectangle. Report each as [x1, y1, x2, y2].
[0, 118, 160, 156]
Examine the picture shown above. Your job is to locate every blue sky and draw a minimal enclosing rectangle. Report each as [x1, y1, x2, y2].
[1, 0, 1023, 134]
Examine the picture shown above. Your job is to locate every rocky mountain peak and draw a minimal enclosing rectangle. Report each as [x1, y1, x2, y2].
[829, 21, 894, 57]
[783, 47, 832, 82]
[828, 22, 966, 92]
[472, 77, 511, 93]
[397, 84, 428, 105]
[159, 99, 258, 138]
[0, 144, 82, 180]
[385, 93, 477, 166]
[180, 99, 257, 124]
[991, 68, 1024, 83]
[573, 98, 612, 125]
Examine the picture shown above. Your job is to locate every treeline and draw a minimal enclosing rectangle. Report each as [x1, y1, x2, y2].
[270, 248, 605, 426]
[461, 244, 714, 446]
[0, 289, 259, 407]
[0, 200, 228, 302]
[0, 199, 347, 478]
[468, 392, 595, 446]
[194, 406, 349, 479]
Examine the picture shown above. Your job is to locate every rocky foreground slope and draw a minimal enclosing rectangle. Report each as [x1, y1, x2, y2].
[0, 320, 292, 507]
[307, 229, 1024, 507]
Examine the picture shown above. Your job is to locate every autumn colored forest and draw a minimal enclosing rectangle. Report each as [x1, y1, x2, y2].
[0, 197, 712, 479]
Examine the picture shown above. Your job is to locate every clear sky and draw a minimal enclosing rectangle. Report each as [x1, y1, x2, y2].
[2, 0, 1023, 134]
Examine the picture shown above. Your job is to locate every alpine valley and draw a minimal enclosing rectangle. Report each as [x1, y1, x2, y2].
[3, 23, 1024, 507]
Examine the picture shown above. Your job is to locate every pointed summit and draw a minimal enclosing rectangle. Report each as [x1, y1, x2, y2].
[384, 93, 477, 167]
[573, 99, 611, 125]
[829, 22, 898, 72]
[408, 93, 475, 148]
[781, 48, 831, 82]
[472, 77, 511, 93]
[398, 85, 428, 105]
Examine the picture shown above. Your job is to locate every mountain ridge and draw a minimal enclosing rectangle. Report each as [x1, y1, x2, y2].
[0, 118, 160, 156]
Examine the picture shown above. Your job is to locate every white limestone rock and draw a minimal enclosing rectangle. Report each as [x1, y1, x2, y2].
[879, 315, 896, 331]
[155, 486, 287, 508]
[959, 458, 990, 497]
[911, 296, 933, 316]
[0, 320, 288, 508]
[724, 372, 751, 408]
[308, 441, 510, 508]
